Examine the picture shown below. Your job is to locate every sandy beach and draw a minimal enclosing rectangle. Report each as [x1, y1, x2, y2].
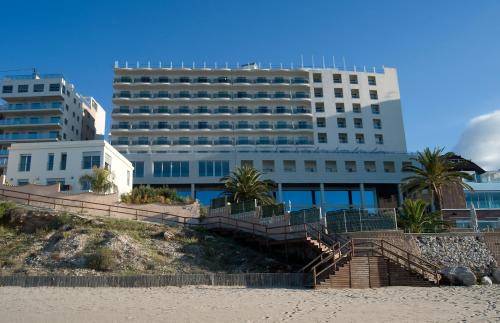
[0, 286, 498, 323]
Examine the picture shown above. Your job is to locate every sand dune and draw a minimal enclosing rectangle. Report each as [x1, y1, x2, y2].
[0, 285, 498, 323]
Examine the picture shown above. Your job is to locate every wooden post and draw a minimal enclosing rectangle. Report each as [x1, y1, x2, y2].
[313, 267, 317, 287]
[135, 209, 138, 220]
[108, 206, 111, 217]
[80, 201, 84, 214]
[27, 193, 31, 206]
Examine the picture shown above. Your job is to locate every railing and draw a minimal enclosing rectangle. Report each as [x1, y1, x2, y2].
[0, 103, 64, 111]
[113, 92, 311, 100]
[0, 133, 59, 141]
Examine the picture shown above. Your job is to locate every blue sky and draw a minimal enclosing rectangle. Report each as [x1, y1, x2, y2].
[1, 0, 500, 155]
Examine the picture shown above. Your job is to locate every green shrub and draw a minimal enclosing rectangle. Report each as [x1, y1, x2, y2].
[0, 201, 16, 223]
[121, 186, 189, 205]
[85, 247, 116, 271]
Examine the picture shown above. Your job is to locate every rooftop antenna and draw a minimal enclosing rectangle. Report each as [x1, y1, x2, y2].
[225, 62, 228, 68]
[204, 61, 206, 68]
[159, 61, 162, 68]
[170, 61, 173, 68]
[125, 61, 128, 68]
[332, 56, 336, 69]
[193, 61, 195, 69]
[300, 55, 304, 68]
[136, 61, 139, 68]
[322, 56, 325, 69]
[342, 57, 346, 70]
[311, 55, 315, 68]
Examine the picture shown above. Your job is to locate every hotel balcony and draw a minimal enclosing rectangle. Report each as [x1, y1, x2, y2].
[0, 117, 62, 129]
[111, 106, 312, 116]
[0, 132, 60, 142]
[110, 137, 314, 148]
[111, 122, 313, 132]
[113, 76, 309, 85]
[112, 91, 310, 101]
[0, 102, 64, 114]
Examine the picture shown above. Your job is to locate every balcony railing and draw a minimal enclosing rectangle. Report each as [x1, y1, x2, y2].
[0, 149, 9, 155]
[109, 137, 314, 147]
[113, 77, 309, 85]
[111, 122, 314, 131]
[0, 133, 59, 141]
[113, 92, 310, 100]
[0, 118, 61, 126]
[0, 102, 63, 111]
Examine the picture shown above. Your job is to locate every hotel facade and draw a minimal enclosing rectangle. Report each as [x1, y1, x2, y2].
[0, 72, 106, 174]
[111, 62, 410, 209]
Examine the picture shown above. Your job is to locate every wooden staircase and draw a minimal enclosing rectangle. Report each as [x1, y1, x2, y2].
[300, 237, 441, 289]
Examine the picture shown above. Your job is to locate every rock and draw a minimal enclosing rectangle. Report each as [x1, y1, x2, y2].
[163, 231, 174, 240]
[493, 268, 500, 283]
[440, 266, 477, 286]
[481, 276, 493, 285]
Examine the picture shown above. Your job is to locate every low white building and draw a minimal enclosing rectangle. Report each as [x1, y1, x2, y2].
[5, 140, 133, 195]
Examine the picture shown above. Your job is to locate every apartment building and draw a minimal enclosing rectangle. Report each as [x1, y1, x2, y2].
[111, 62, 409, 209]
[0, 72, 106, 174]
[5, 140, 133, 196]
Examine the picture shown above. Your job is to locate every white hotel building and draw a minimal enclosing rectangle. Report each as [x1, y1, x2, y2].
[111, 62, 410, 209]
[0, 72, 106, 174]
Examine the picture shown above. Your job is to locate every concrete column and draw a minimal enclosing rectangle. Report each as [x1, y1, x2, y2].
[397, 183, 404, 206]
[277, 183, 283, 203]
[360, 183, 366, 209]
[320, 183, 326, 217]
[190, 183, 195, 199]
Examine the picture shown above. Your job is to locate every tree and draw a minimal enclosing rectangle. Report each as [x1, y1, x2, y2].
[402, 147, 473, 212]
[398, 199, 447, 233]
[220, 165, 276, 205]
[79, 167, 117, 194]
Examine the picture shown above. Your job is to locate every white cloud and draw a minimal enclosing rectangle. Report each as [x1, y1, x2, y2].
[455, 110, 500, 171]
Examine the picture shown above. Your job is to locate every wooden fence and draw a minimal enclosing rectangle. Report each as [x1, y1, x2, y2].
[0, 273, 311, 288]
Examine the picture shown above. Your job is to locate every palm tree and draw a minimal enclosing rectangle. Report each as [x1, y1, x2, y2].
[402, 147, 473, 212]
[220, 165, 276, 205]
[398, 199, 446, 233]
[79, 167, 117, 194]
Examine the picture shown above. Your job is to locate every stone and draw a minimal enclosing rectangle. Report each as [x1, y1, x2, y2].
[163, 231, 174, 240]
[481, 276, 493, 285]
[493, 268, 500, 283]
[439, 266, 477, 286]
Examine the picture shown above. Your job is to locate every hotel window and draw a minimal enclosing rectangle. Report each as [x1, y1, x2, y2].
[315, 102, 325, 112]
[349, 75, 358, 84]
[352, 103, 361, 113]
[241, 160, 253, 167]
[47, 153, 54, 171]
[60, 153, 67, 170]
[351, 89, 360, 99]
[318, 133, 328, 143]
[337, 118, 346, 128]
[373, 119, 382, 129]
[33, 84, 44, 92]
[368, 76, 376, 86]
[364, 161, 376, 172]
[305, 160, 317, 173]
[338, 133, 348, 144]
[316, 117, 326, 128]
[370, 90, 378, 100]
[17, 179, 29, 186]
[19, 154, 32, 172]
[49, 83, 60, 91]
[384, 161, 396, 173]
[354, 118, 363, 128]
[153, 161, 189, 177]
[325, 160, 337, 172]
[82, 152, 100, 169]
[334, 88, 343, 98]
[314, 88, 323, 98]
[81, 180, 91, 191]
[336, 103, 345, 113]
[18, 84, 28, 93]
[199, 160, 230, 177]
[262, 160, 275, 173]
[2, 85, 13, 93]
[345, 161, 357, 172]
[283, 160, 296, 172]
[371, 104, 380, 114]
[131, 161, 144, 177]
[333, 74, 342, 83]
[375, 134, 384, 144]
[313, 73, 322, 83]
[402, 161, 412, 172]
[355, 133, 365, 144]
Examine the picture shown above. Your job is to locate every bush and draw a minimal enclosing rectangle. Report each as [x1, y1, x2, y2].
[0, 201, 16, 223]
[85, 247, 116, 271]
[121, 186, 189, 205]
